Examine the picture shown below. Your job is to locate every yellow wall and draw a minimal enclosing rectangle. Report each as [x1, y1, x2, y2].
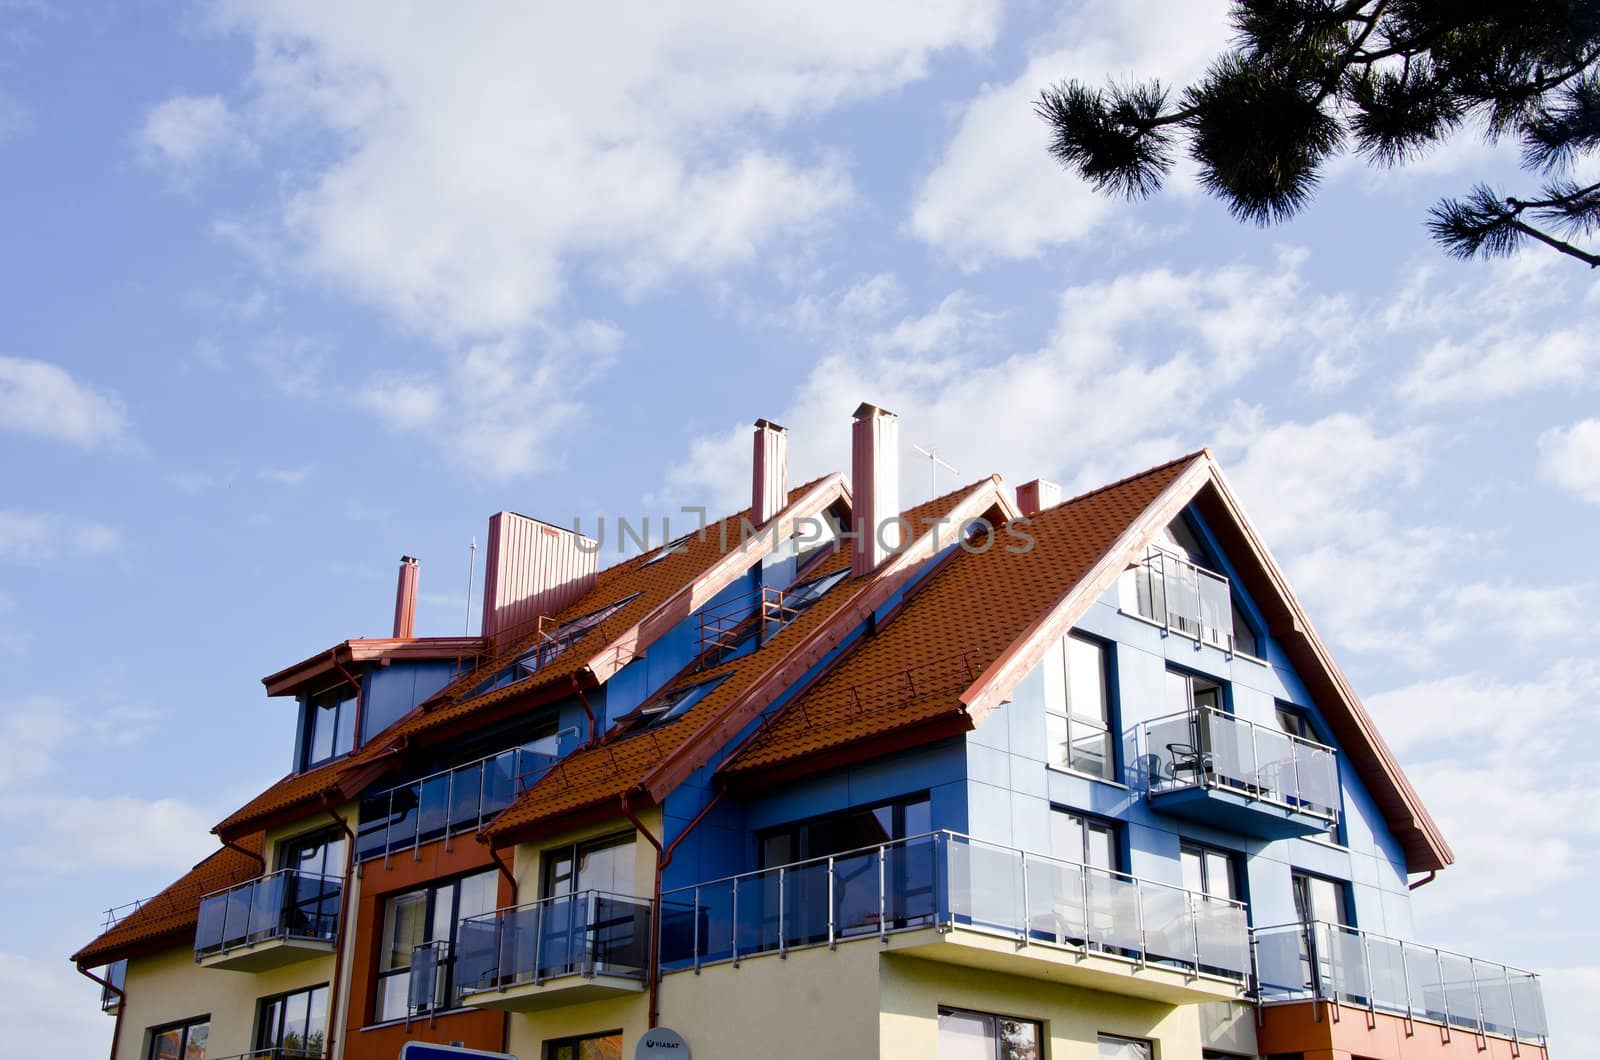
[115, 945, 337, 1059]
[507, 809, 661, 901]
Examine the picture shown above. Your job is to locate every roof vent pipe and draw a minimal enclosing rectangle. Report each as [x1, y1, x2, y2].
[393, 556, 420, 638]
[851, 402, 900, 578]
[752, 419, 789, 525]
[1016, 479, 1061, 517]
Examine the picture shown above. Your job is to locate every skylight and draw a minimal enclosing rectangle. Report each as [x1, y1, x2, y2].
[637, 674, 729, 727]
[469, 592, 642, 697]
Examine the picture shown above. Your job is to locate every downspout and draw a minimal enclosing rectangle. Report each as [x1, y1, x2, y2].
[323, 807, 357, 1060]
[1408, 870, 1437, 891]
[76, 962, 125, 1060]
[621, 784, 729, 1030]
[473, 835, 518, 1056]
[218, 835, 265, 875]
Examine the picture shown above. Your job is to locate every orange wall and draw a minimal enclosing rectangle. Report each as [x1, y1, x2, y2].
[1257, 1001, 1547, 1060]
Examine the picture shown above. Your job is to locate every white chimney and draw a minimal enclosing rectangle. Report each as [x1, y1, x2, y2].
[1016, 479, 1061, 517]
[752, 418, 788, 525]
[393, 555, 419, 638]
[851, 402, 900, 578]
[480, 513, 599, 650]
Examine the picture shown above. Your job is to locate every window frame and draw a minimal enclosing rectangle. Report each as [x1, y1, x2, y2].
[757, 791, 933, 868]
[146, 1014, 209, 1060]
[372, 868, 499, 1023]
[544, 1030, 624, 1060]
[1291, 869, 1352, 928]
[1179, 841, 1243, 905]
[1050, 806, 1122, 873]
[542, 831, 639, 900]
[937, 1006, 1043, 1060]
[1098, 1032, 1155, 1060]
[254, 982, 329, 1057]
[275, 824, 346, 876]
[298, 682, 357, 772]
[1044, 631, 1117, 781]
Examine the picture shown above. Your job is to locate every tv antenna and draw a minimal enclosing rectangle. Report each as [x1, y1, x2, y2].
[912, 444, 959, 500]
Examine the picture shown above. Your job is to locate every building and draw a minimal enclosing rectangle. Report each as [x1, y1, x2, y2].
[74, 405, 1549, 1060]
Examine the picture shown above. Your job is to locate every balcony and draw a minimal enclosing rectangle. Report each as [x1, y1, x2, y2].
[1129, 548, 1240, 652]
[455, 891, 653, 1011]
[1255, 922, 1548, 1050]
[209, 1052, 322, 1060]
[355, 742, 558, 863]
[1142, 707, 1340, 840]
[658, 831, 1250, 1005]
[194, 869, 341, 971]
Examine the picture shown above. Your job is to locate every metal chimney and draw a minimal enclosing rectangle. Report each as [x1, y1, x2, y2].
[851, 402, 900, 578]
[752, 419, 789, 525]
[393, 556, 420, 638]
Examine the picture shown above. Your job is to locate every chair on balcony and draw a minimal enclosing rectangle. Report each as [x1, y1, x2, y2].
[1166, 743, 1212, 787]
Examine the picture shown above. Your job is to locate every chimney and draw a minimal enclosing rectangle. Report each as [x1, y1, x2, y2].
[481, 513, 599, 650]
[1016, 479, 1061, 517]
[851, 402, 900, 578]
[752, 418, 789, 525]
[392, 556, 420, 638]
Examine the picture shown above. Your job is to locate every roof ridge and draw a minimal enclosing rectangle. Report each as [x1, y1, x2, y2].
[1052, 449, 1209, 510]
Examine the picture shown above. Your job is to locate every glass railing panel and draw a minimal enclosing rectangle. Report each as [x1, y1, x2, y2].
[407, 941, 448, 1012]
[1327, 925, 1371, 1006]
[415, 773, 450, 845]
[1204, 710, 1259, 794]
[592, 895, 650, 974]
[286, 873, 340, 940]
[536, 893, 587, 978]
[884, 834, 937, 928]
[1364, 932, 1409, 1015]
[447, 761, 484, 832]
[1085, 870, 1142, 954]
[1477, 970, 1518, 1039]
[1165, 558, 1202, 637]
[1194, 900, 1249, 977]
[1292, 741, 1339, 817]
[195, 892, 229, 955]
[453, 915, 499, 995]
[497, 904, 540, 985]
[354, 792, 391, 862]
[481, 752, 518, 818]
[732, 871, 780, 958]
[1511, 972, 1548, 1038]
[387, 787, 420, 852]
[222, 885, 254, 950]
[696, 880, 736, 963]
[948, 838, 1024, 936]
[1197, 571, 1233, 648]
[1254, 926, 1309, 999]
[657, 892, 698, 966]
[1023, 855, 1085, 946]
[1404, 942, 1450, 1023]
[1139, 884, 1196, 969]
[1439, 952, 1481, 1030]
[1251, 726, 1294, 804]
[834, 850, 880, 939]
[1144, 713, 1195, 793]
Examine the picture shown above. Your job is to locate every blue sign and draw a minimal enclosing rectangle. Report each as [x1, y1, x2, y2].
[399, 1044, 515, 1060]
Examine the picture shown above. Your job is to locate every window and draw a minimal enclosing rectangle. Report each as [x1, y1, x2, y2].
[373, 869, 498, 1022]
[759, 793, 931, 867]
[255, 984, 327, 1057]
[938, 1008, 1041, 1060]
[545, 833, 637, 898]
[636, 674, 728, 727]
[147, 1016, 208, 1060]
[1292, 871, 1349, 927]
[1167, 668, 1223, 716]
[1098, 1034, 1153, 1060]
[299, 684, 357, 771]
[277, 825, 345, 876]
[1044, 633, 1115, 779]
[469, 594, 641, 696]
[1180, 842, 1241, 904]
[1051, 808, 1119, 872]
[546, 1032, 623, 1060]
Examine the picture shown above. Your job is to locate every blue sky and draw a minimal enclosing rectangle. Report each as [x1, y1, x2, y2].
[3, 1, 1598, 1055]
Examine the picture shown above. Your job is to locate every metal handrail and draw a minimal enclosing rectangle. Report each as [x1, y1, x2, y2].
[1252, 921, 1543, 979]
[1144, 710, 1338, 759]
[194, 868, 342, 959]
[456, 889, 653, 994]
[196, 866, 339, 906]
[1132, 547, 1237, 650]
[1141, 707, 1340, 822]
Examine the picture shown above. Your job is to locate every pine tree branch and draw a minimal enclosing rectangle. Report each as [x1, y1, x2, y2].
[1508, 218, 1600, 267]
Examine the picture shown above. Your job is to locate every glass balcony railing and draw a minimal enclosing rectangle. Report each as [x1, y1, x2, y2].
[1254, 921, 1548, 1044]
[657, 831, 1251, 983]
[1131, 549, 1238, 651]
[355, 743, 558, 862]
[193, 869, 342, 960]
[454, 891, 653, 994]
[1143, 707, 1340, 823]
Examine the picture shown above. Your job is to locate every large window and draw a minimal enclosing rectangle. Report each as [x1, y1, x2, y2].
[546, 1032, 623, 1060]
[374, 870, 498, 1022]
[544, 833, 638, 898]
[277, 825, 345, 876]
[255, 985, 327, 1057]
[1180, 842, 1241, 904]
[147, 1016, 208, 1060]
[938, 1008, 1041, 1060]
[1051, 808, 1119, 871]
[299, 684, 357, 771]
[1044, 633, 1115, 779]
[1292, 871, 1349, 927]
[758, 793, 931, 867]
[1098, 1033, 1153, 1060]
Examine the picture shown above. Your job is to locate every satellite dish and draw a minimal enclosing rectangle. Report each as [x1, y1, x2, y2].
[635, 1026, 690, 1060]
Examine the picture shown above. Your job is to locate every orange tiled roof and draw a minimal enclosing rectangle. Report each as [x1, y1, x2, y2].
[73, 833, 265, 967]
[214, 478, 840, 840]
[721, 453, 1202, 777]
[484, 480, 1010, 842]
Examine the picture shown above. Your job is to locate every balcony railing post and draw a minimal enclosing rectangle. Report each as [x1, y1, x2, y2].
[1135, 877, 1147, 968]
[1081, 862, 1092, 954]
[1436, 947, 1451, 1034]
[778, 866, 787, 959]
[1248, 720, 1260, 800]
[827, 855, 837, 950]
[1018, 849, 1029, 945]
[492, 911, 505, 993]
[878, 845, 887, 943]
[1290, 735, 1304, 811]
[1470, 957, 1487, 1039]
[1361, 928, 1375, 1014]
[382, 789, 395, 870]
[731, 876, 740, 967]
[582, 892, 596, 978]
[532, 900, 545, 986]
[443, 768, 455, 852]
[1193, 563, 1204, 645]
[1504, 966, 1521, 1045]
[1328, 924, 1340, 1008]
[1190, 891, 1202, 976]
[1401, 940, 1415, 1031]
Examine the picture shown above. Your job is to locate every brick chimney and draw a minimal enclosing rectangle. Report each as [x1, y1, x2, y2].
[1016, 479, 1061, 517]
[851, 402, 900, 578]
[481, 514, 599, 650]
[752, 418, 788, 525]
[392, 556, 420, 638]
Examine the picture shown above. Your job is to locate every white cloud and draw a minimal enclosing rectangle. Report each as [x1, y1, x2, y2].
[136, 93, 247, 171]
[257, 466, 310, 486]
[208, 1, 998, 339]
[910, 0, 1231, 265]
[1542, 967, 1600, 1060]
[0, 795, 215, 870]
[0, 698, 77, 786]
[1538, 419, 1600, 504]
[0, 356, 129, 449]
[0, 953, 112, 1059]
[0, 511, 122, 564]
